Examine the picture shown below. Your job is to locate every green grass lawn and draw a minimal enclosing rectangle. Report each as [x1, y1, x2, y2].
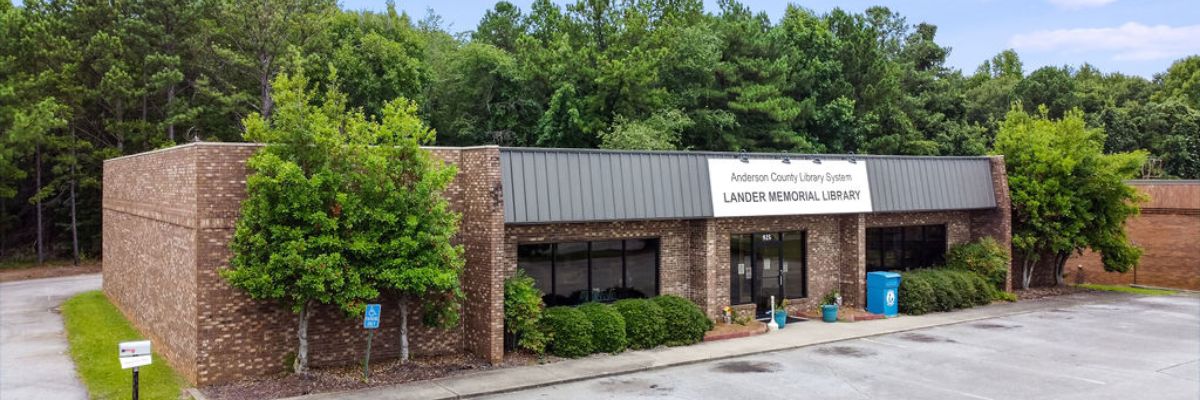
[62, 291, 187, 400]
[1077, 283, 1177, 296]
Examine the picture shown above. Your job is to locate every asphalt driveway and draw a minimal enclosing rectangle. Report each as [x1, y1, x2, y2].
[482, 294, 1200, 400]
[0, 274, 101, 400]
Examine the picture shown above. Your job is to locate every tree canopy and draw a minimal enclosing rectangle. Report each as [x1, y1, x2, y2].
[993, 106, 1146, 288]
[1, 0, 1195, 264]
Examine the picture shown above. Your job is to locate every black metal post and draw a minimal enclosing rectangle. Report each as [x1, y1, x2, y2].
[132, 366, 139, 400]
[363, 330, 374, 382]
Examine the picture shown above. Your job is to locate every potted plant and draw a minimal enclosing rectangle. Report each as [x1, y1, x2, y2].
[821, 290, 839, 323]
[774, 298, 789, 328]
[722, 306, 733, 325]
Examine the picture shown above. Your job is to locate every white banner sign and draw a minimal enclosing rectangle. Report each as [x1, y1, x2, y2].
[708, 158, 872, 217]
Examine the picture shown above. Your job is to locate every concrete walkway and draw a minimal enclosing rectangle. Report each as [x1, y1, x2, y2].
[286, 291, 1148, 400]
[0, 274, 102, 400]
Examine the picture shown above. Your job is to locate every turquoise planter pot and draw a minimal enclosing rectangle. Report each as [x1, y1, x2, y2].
[774, 310, 788, 328]
[821, 304, 839, 323]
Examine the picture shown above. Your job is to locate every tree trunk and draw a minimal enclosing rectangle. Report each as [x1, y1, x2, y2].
[166, 83, 176, 142]
[259, 52, 274, 118]
[70, 131, 79, 266]
[399, 297, 410, 363]
[1020, 252, 1037, 290]
[1053, 252, 1069, 287]
[35, 144, 44, 265]
[294, 300, 313, 375]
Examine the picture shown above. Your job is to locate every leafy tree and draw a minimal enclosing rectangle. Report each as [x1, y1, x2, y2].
[1015, 66, 1077, 119]
[474, 1, 528, 52]
[343, 97, 464, 363]
[600, 109, 692, 150]
[1154, 56, 1200, 109]
[223, 70, 380, 374]
[993, 105, 1145, 288]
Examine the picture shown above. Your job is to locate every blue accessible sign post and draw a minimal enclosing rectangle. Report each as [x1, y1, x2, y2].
[363, 304, 381, 382]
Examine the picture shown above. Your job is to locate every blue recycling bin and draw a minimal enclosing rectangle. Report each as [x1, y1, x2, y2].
[866, 271, 901, 317]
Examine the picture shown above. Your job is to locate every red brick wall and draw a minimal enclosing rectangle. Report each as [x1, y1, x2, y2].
[1061, 181, 1200, 290]
[103, 145, 201, 382]
[972, 156, 1014, 291]
[105, 143, 491, 386]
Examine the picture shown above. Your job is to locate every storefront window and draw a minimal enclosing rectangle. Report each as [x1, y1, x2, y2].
[517, 239, 660, 306]
[516, 244, 553, 297]
[866, 225, 946, 272]
[590, 241, 624, 302]
[624, 239, 658, 299]
[554, 242, 589, 305]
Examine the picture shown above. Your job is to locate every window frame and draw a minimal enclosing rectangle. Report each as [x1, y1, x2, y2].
[866, 224, 947, 272]
[517, 238, 661, 306]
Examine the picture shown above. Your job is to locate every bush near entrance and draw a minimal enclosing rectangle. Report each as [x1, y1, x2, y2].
[651, 295, 713, 346]
[542, 307, 594, 358]
[62, 291, 186, 400]
[899, 269, 1000, 315]
[503, 271, 548, 354]
[945, 237, 1010, 291]
[578, 303, 628, 353]
[613, 299, 668, 350]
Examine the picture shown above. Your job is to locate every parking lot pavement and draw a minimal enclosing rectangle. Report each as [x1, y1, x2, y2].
[481, 294, 1200, 400]
[0, 274, 101, 400]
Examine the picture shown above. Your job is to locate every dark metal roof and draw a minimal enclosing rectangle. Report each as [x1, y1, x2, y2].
[499, 148, 997, 224]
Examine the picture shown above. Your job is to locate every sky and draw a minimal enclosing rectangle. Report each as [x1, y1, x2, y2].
[340, 0, 1200, 78]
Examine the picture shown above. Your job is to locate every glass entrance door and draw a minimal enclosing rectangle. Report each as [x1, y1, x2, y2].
[730, 231, 808, 318]
[754, 233, 782, 318]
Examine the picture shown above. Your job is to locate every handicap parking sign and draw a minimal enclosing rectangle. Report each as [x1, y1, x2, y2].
[363, 304, 381, 329]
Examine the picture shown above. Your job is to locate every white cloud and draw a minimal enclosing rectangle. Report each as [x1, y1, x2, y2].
[1010, 22, 1200, 61]
[1047, 0, 1116, 10]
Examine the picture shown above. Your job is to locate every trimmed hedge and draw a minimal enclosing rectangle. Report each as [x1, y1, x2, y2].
[578, 303, 627, 353]
[613, 299, 667, 349]
[898, 272, 935, 315]
[899, 269, 1000, 315]
[945, 237, 1010, 291]
[650, 295, 713, 346]
[542, 306, 593, 358]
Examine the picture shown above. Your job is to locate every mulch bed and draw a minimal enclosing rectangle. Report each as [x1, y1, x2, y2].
[200, 352, 549, 400]
[1015, 285, 1090, 300]
[705, 320, 767, 341]
[796, 308, 885, 322]
[0, 260, 101, 282]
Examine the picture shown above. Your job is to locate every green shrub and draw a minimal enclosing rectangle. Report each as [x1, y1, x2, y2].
[945, 237, 1010, 291]
[504, 270, 548, 354]
[651, 295, 713, 346]
[578, 303, 627, 353]
[899, 271, 935, 315]
[541, 306, 593, 358]
[944, 271, 979, 309]
[613, 299, 667, 349]
[921, 270, 960, 311]
[965, 272, 996, 306]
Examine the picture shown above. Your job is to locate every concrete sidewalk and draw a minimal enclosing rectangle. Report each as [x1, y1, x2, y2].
[284, 291, 1138, 400]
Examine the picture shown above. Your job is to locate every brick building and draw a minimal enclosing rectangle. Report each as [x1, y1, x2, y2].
[103, 143, 1011, 385]
[1059, 180, 1200, 290]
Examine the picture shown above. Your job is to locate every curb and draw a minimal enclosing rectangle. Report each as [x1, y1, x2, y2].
[280, 292, 1127, 400]
[186, 387, 209, 400]
[1131, 284, 1199, 294]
